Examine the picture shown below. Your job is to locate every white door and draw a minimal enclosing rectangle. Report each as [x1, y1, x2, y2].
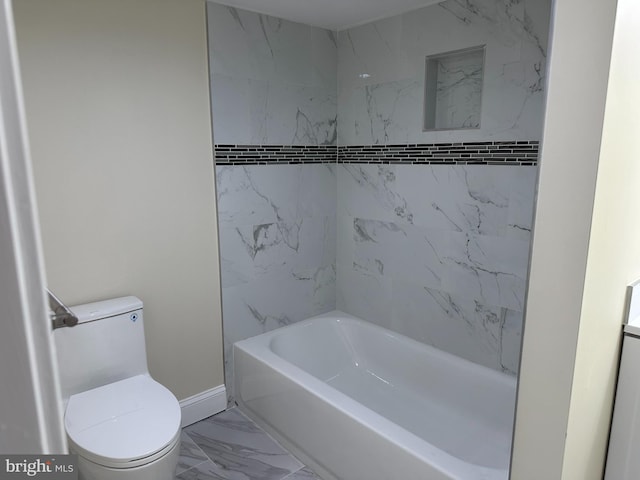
[0, 0, 66, 454]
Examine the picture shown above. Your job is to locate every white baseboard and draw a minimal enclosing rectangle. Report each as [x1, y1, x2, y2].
[179, 384, 227, 427]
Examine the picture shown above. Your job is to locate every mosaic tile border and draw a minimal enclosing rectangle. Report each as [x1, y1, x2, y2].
[214, 145, 336, 165]
[214, 141, 539, 166]
[338, 141, 539, 165]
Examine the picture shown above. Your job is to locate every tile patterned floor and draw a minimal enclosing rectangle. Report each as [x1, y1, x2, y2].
[176, 408, 321, 480]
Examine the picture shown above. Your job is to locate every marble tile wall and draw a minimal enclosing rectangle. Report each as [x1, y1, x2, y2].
[208, 3, 338, 400]
[216, 164, 336, 400]
[336, 164, 537, 374]
[337, 0, 551, 144]
[333, 0, 548, 374]
[429, 48, 484, 130]
[207, 2, 337, 145]
[209, 0, 548, 393]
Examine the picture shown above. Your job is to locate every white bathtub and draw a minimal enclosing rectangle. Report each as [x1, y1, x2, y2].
[233, 311, 516, 480]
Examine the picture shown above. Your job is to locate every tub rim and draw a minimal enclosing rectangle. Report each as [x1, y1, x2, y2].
[234, 309, 515, 478]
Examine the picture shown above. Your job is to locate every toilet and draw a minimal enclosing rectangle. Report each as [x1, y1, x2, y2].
[54, 296, 181, 480]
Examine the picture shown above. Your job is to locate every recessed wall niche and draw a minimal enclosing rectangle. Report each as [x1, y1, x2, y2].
[424, 46, 485, 131]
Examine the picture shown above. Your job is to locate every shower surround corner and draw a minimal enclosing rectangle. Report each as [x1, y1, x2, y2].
[207, 0, 550, 401]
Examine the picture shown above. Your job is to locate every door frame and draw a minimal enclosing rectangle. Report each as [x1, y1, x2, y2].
[0, 0, 66, 454]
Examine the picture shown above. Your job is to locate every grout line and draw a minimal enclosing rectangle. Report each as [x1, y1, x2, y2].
[281, 466, 320, 480]
[280, 466, 308, 480]
[176, 431, 213, 475]
[230, 408, 306, 471]
[175, 458, 210, 477]
[180, 407, 316, 479]
[182, 431, 209, 459]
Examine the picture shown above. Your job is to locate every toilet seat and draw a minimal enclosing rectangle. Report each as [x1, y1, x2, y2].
[65, 374, 181, 469]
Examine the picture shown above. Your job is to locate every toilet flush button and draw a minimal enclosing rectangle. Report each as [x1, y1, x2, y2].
[130, 313, 138, 322]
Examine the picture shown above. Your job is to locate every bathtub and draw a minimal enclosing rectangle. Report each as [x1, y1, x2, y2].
[233, 311, 516, 480]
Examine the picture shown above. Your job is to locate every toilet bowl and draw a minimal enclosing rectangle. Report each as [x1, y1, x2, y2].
[54, 297, 182, 480]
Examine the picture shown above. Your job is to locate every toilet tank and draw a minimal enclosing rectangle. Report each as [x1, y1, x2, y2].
[53, 296, 149, 401]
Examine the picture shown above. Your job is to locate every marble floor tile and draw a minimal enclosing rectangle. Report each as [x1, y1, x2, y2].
[183, 408, 304, 480]
[176, 462, 320, 480]
[177, 431, 209, 475]
[282, 467, 321, 479]
[176, 460, 223, 480]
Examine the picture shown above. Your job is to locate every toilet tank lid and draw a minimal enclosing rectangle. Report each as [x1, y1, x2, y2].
[70, 296, 142, 324]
